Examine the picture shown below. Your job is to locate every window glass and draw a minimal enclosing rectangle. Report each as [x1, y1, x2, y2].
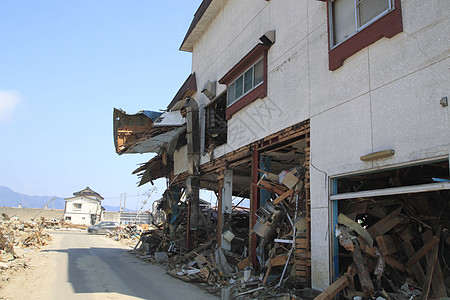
[357, 0, 390, 26]
[234, 75, 243, 100]
[244, 68, 253, 93]
[254, 59, 264, 85]
[331, 0, 356, 46]
[226, 57, 265, 107]
[228, 82, 235, 105]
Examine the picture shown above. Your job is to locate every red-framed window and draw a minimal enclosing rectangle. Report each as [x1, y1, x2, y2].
[219, 44, 270, 120]
[327, 0, 403, 70]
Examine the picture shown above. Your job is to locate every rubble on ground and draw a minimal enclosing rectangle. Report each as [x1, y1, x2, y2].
[106, 165, 450, 299]
[0, 214, 52, 255]
[106, 166, 323, 299]
[315, 192, 450, 300]
[0, 213, 51, 285]
[105, 224, 150, 247]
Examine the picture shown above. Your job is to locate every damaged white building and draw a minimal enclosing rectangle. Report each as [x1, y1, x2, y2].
[114, 0, 450, 297]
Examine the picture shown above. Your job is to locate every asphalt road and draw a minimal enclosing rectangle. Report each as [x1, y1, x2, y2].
[27, 231, 218, 300]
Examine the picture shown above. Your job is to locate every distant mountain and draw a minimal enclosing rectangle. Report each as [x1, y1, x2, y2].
[0, 186, 124, 211]
[0, 186, 65, 209]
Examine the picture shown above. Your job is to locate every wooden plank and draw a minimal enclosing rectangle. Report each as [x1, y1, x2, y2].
[384, 257, 406, 274]
[375, 235, 398, 256]
[401, 240, 425, 285]
[313, 275, 349, 300]
[367, 207, 402, 239]
[237, 257, 251, 270]
[337, 226, 374, 297]
[352, 239, 375, 298]
[406, 236, 439, 267]
[273, 189, 294, 205]
[422, 230, 447, 297]
[420, 244, 438, 300]
[194, 252, 219, 272]
[258, 179, 287, 196]
[270, 255, 293, 267]
[262, 264, 272, 286]
[358, 237, 405, 273]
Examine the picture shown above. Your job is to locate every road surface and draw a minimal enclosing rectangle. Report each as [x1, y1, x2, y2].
[1, 230, 218, 300]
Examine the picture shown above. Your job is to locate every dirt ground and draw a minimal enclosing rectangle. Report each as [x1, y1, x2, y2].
[0, 240, 52, 299]
[0, 230, 218, 300]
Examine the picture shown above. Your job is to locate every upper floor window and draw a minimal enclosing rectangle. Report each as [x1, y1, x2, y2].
[327, 0, 403, 70]
[330, 0, 393, 47]
[219, 43, 270, 120]
[73, 203, 82, 210]
[227, 59, 264, 106]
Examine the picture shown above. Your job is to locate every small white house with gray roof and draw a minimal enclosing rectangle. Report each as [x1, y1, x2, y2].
[64, 187, 103, 226]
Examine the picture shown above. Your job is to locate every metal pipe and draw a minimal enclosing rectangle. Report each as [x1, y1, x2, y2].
[184, 97, 200, 232]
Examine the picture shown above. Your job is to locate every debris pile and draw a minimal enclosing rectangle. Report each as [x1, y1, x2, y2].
[316, 192, 450, 300]
[122, 165, 321, 299]
[0, 214, 51, 270]
[106, 224, 143, 241]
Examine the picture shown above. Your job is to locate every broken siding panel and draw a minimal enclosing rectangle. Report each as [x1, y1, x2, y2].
[174, 145, 188, 175]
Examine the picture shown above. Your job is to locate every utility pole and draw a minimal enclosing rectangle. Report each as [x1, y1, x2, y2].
[123, 192, 127, 212]
[119, 193, 122, 212]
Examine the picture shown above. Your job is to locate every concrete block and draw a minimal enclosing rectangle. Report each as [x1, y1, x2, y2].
[154, 252, 168, 264]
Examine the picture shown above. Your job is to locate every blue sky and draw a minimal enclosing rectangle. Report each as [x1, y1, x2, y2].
[0, 1, 207, 210]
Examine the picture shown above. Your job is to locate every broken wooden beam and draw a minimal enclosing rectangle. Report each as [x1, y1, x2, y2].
[270, 255, 293, 267]
[237, 257, 251, 270]
[375, 235, 398, 256]
[352, 238, 375, 298]
[314, 274, 349, 300]
[367, 206, 402, 239]
[422, 230, 447, 298]
[405, 235, 439, 267]
[420, 243, 438, 300]
[337, 226, 374, 298]
[273, 189, 294, 205]
[401, 239, 425, 285]
[258, 179, 288, 196]
[357, 236, 406, 273]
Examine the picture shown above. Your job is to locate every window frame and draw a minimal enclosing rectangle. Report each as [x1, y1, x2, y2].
[73, 203, 82, 210]
[227, 58, 264, 107]
[329, 0, 393, 48]
[219, 43, 270, 120]
[327, 0, 403, 71]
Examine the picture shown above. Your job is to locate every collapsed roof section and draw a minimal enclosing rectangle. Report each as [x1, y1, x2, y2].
[113, 73, 198, 184]
[133, 155, 173, 186]
[114, 108, 162, 155]
[113, 108, 186, 155]
[113, 73, 197, 157]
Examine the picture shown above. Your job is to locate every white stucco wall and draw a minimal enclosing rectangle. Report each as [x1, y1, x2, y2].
[187, 0, 449, 290]
[64, 196, 102, 226]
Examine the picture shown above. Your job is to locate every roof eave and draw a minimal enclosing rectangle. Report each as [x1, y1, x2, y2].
[179, 0, 227, 52]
